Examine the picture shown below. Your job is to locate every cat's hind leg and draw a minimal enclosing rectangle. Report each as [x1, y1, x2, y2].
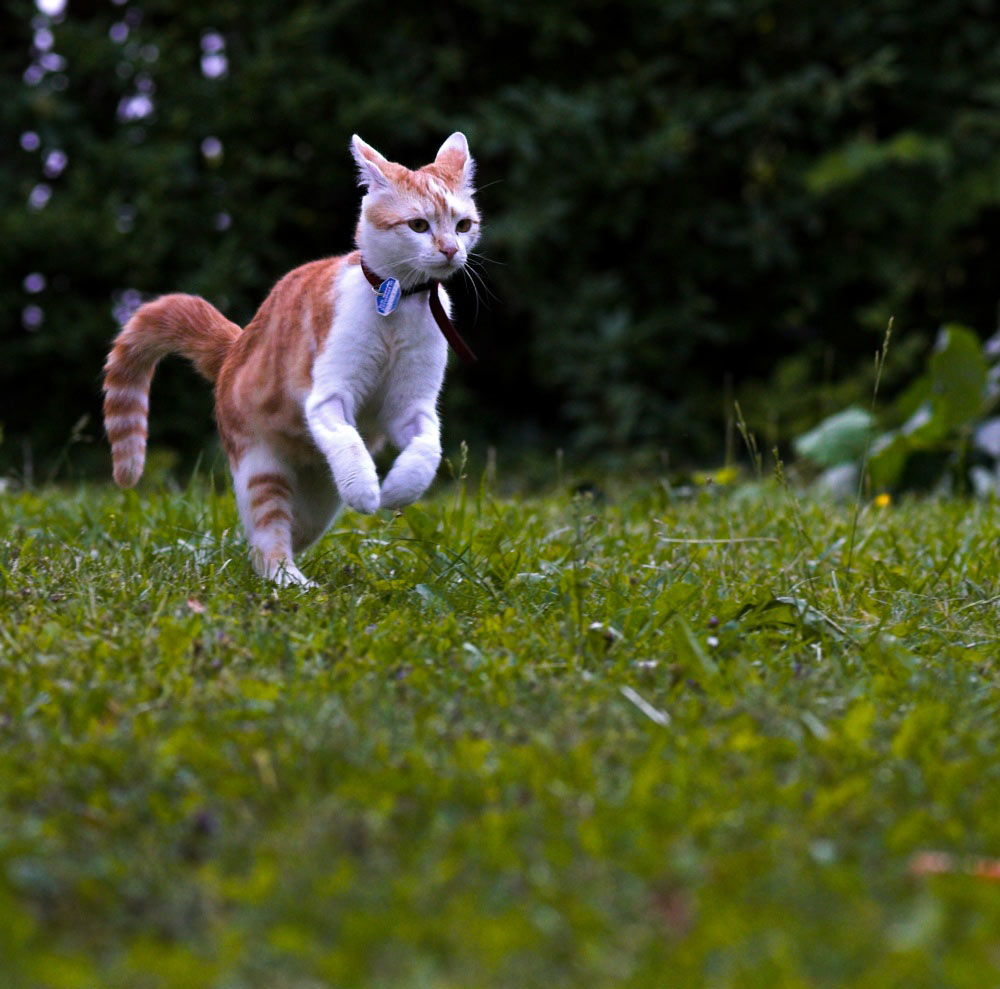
[232, 446, 313, 587]
[290, 462, 340, 554]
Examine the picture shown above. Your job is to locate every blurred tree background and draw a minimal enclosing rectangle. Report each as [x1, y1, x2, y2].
[3, 0, 1000, 480]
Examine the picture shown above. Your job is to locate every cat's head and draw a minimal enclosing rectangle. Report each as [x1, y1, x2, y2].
[351, 133, 480, 288]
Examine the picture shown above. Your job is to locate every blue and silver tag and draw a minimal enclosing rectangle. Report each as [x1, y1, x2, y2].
[374, 277, 401, 316]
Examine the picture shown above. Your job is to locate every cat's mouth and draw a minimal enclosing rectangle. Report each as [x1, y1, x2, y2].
[426, 259, 463, 280]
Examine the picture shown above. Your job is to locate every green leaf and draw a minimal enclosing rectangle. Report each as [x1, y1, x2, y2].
[865, 431, 908, 489]
[866, 326, 988, 490]
[671, 616, 718, 678]
[898, 402, 948, 446]
[735, 596, 846, 640]
[794, 407, 875, 468]
[928, 324, 987, 428]
[805, 131, 951, 194]
[404, 506, 441, 542]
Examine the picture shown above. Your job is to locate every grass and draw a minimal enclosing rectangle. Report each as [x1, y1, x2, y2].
[3, 466, 1000, 987]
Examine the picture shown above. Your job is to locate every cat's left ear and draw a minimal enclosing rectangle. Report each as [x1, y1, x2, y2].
[436, 132, 476, 192]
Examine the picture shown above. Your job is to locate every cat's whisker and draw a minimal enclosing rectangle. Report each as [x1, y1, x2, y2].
[389, 253, 433, 267]
[472, 179, 504, 194]
[466, 265, 493, 306]
[463, 260, 497, 305]
[468, 251, 505, 267]
[460, 262, 496, 318]
[459, 268, 483, 321]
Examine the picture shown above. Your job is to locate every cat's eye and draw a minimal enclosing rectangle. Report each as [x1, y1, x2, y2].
[408, 218, 430, 233]
[456, 218, 472, 233]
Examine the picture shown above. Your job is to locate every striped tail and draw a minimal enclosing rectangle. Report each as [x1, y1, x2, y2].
[102, 294, 241, 488]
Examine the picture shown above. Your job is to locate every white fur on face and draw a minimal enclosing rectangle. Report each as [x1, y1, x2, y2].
[358, 193, 480, 286]
[350, 135, 481, 287]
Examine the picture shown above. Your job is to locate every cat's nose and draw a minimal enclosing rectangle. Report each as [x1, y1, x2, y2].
[437, 239, 458, 261]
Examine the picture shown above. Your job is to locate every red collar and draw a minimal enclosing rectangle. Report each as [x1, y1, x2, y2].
[359, 259, 477, 366]
[360, 259, 434, 298]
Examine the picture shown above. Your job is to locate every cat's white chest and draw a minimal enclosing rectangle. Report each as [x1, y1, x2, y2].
[311, 264, 448, 439]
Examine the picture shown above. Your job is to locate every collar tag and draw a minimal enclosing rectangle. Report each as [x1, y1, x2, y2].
[374, 277, 401, 316]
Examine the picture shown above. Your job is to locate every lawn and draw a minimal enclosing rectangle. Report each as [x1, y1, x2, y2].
[2, 469, 1000, 987]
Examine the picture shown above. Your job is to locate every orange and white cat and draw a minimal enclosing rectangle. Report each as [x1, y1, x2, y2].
[103, 133, 480, 585]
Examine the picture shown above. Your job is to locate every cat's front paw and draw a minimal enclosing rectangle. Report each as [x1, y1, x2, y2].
[379, 475, 425, 510]
[379, 437, 440, 509]
[319, 431, 381, 514]
[340, 475, 381, 515]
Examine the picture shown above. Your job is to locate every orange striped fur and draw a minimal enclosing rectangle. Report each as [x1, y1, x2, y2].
[103, 294, 241, 487]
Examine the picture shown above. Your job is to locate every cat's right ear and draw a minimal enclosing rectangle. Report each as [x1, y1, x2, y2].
[351, 135, 391, 191]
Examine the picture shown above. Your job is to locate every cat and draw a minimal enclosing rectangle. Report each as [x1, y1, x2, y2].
[102, 132, 480, 586]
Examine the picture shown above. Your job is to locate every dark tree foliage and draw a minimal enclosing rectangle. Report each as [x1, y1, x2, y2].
[3, 0, 1000, 475]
